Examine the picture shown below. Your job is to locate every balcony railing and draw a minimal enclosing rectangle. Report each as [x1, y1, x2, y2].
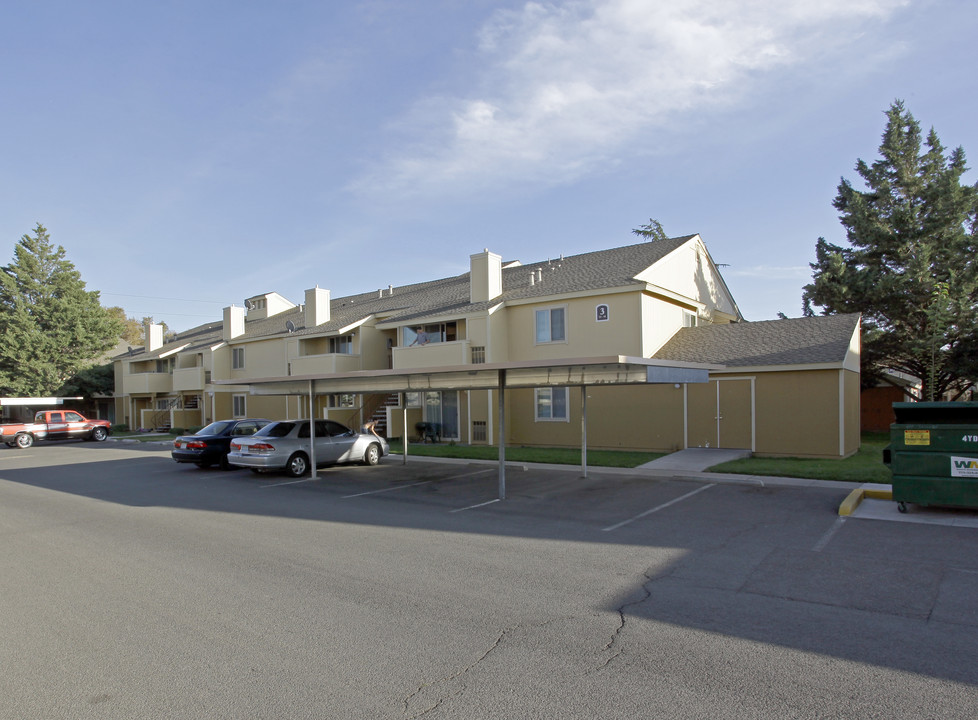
[289, 353, 362, 376]
[125, 371, 173, 394]
[392, 340, 471, 370]
[173, 366, 206, 391]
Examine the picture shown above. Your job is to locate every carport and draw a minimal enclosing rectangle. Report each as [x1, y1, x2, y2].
[216, 356, 717, 499]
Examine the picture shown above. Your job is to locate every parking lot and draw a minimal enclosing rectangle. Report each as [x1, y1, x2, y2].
[2, 441, 978, 718]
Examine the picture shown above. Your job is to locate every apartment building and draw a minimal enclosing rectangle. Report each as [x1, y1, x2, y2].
[113, 234, 860, 458]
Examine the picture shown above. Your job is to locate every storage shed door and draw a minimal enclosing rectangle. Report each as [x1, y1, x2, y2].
[686, 379, 754, 450]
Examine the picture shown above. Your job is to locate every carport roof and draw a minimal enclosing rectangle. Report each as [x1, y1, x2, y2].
[215, 356, 720, 395]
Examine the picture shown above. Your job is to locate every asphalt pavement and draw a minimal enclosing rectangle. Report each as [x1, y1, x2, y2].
[3, 441, 975, 718]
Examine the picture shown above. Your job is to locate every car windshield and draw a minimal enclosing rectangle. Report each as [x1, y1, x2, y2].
[197, 421, 233, 436]
[254, 421, 296, 438]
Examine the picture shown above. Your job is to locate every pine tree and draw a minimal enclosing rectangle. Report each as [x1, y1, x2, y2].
[803, 102, 978, 400]
[0, 224, 125, 396]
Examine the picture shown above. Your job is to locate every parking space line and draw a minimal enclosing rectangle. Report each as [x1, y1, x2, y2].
[443, 468, 496, 481]
[812, 517, 846, 552]
[260, 478, 315, 488]
[602, 484, 715, 532]
[451, 498, 501, 513]
[343, 481, 431, 498]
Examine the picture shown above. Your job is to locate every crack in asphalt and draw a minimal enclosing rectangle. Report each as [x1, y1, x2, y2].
[402, 617, 570, 718]
[402, 624, 518, 719]
[597, 569, 656, 670]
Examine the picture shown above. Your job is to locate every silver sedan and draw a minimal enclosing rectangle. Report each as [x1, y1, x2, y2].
[227, 419, 388, 477]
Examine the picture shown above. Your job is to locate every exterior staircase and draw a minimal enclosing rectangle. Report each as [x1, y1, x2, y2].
[366, 393, 399, 438]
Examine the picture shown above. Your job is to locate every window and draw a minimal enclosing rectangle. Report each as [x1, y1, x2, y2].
[403, 322, 457, 346]
[329, 335, 354, 354]
[535, 387, 569, 421]
[472, 421, 487, 442]
[232, 394, 246, 417]
[535, 307, 566, 343]
[328, 393, 356, 408]
[471, 346, 486, 364]
[683, 311, 698, 328]
[404, 392, 422, 408]
[65, 412, 83, 422]
[232, 347, 245, 370]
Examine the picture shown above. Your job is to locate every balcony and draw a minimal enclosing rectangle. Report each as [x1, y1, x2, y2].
[125, 371, 173, 394]
[173, 366, 206, 391]
[289, 353, 362, 376]
[392, 340, 471, 370]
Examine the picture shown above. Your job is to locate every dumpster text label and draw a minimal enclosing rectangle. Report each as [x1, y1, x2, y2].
[904, 429, 930, 446]
[951, 457, 978, 478]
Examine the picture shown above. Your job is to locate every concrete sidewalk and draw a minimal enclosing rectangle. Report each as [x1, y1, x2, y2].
[636, 447, 751, 472]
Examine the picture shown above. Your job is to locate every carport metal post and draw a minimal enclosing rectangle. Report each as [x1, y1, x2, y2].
[308, 380, 317, 480]
[581, 386, 588, 478]
[402, 393, 408, 465]
[498, 369, 506, 500]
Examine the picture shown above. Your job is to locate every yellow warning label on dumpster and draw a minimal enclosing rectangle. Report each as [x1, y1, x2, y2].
[904, 429, 931, 446]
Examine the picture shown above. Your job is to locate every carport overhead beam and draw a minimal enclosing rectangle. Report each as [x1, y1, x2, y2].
[230, 356, 717, 396]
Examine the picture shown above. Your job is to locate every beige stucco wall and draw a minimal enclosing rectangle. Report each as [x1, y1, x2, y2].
[844, 369, 860, 456]
[637, 237, 739, 319]
[750, 369, 848, 458]
[506, 291, 644, 361]
[229, 338, 288, 380]
[505, 383, 685, 452]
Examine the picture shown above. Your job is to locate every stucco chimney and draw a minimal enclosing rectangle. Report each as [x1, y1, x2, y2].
[223, 305, 245, 340]
[144, 321, 163, 352]
[305, 286, 330, 327]
[470, 249, 502, 303]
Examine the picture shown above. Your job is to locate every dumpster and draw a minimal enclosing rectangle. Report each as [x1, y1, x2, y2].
[884, 402, 978, 512]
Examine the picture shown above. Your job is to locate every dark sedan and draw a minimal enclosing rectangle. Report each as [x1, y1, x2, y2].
[172, 419, 270, 469]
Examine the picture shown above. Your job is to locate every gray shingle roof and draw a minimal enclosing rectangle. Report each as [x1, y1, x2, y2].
[243, 234, 699, 337]
[124, 235, 705, 356]
[653, 314, 860, 367]
[115, 321, 224, 360]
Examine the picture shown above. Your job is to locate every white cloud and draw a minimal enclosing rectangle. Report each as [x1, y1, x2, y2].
[727, 264, 811, 280]
[352, 0, 909, 198]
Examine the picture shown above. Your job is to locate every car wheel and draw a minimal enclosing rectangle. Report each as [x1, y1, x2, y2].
[285, 452, 309, 478]
[363, 443, 381, 466]
[15, 433, 33, 449]
[91, 426, 108, 442]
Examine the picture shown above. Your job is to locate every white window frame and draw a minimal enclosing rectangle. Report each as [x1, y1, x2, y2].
[534, 387, 569, 422]
[232, 347, 245, 370]
[534, 305, 567, 344]
[232, 394, 246, 418]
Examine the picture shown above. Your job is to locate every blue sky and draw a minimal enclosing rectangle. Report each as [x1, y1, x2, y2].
[2, 0, 976, 332]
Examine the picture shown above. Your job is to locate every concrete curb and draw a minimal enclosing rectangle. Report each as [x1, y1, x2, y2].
[394, 454, 864, 492]
[838, 483, 893, 516]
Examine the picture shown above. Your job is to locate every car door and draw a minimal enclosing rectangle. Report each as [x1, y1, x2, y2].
[324, 420, 359, 463]
[46, 412, 68, 440]
[313, 420, 342, 464]
[64, 411, 88, 440]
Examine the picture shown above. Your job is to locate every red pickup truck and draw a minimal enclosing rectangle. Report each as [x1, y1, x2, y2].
[1, 410, 111, 448]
